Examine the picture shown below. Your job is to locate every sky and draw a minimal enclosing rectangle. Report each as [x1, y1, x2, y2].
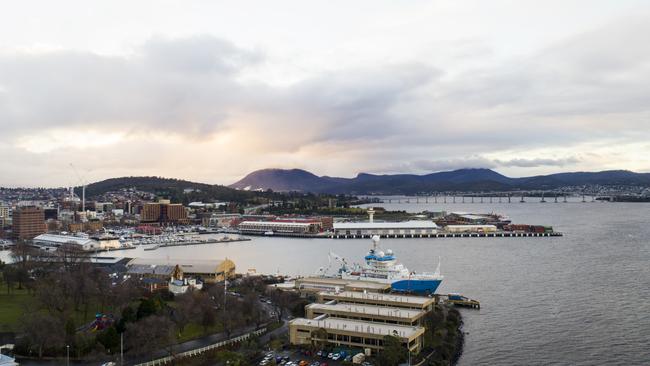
[1, 0, 650, 187]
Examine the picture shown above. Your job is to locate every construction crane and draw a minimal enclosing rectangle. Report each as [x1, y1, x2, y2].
[70, 163, 89, 213]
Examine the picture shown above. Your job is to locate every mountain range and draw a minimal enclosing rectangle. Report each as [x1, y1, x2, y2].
[229, 168, 650, 194]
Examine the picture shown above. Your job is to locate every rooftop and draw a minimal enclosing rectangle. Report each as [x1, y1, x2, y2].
[127, 263, 176, 276]
[0, 354, 18, 366]
[446, 224, 497, 228]
[33, 233, 95, 246]
[307, 302, 425, 319]
[290, 317, 423, 339]
[239, 221, 315, 227]
[320, 291, 434, 306]
[333, 220, 437, 229]
[297, 277, 390, 290]
[128, 258, 232, 274]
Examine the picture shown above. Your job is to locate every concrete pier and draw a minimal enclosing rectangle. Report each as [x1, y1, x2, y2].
[330, 231, 562, 239]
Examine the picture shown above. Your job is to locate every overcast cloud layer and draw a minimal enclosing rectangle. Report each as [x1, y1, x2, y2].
[1, 0, 649, 187]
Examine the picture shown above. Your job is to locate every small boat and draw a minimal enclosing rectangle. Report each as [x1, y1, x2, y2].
[264, 231, 274, 236]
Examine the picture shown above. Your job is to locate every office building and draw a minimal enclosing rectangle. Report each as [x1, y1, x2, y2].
[12, 206, 45, 240]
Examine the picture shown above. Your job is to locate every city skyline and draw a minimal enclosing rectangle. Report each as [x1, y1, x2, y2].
[1, 1, 650, 187]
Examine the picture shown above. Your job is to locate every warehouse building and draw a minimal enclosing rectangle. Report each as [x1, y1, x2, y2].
[332, 221, 438, 238]
[444, 224, 497, 233]
[126, 257, 235, 283]
[238, 220, 322, 235]
[33, 233, 99, 251]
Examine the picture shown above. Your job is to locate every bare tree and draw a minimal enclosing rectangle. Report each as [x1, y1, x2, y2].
[21, 312, 65, 358]
[125, 315, 176, 358]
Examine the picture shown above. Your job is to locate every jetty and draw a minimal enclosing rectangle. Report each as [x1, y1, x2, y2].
[330, 231, 562, 239]
[441, 293, 481, 309]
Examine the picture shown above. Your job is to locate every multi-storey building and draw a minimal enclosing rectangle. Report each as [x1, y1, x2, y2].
[13, 206, 45, 240]
[141, 202, 188, 224]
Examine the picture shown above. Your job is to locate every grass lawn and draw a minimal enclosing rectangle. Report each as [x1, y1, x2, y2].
[0, 281, 103, 332]
[177, 322, 224, 343]
[0, 287, 34, 332]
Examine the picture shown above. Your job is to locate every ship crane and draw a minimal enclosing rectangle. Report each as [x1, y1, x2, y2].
[317, 251, 347, 276]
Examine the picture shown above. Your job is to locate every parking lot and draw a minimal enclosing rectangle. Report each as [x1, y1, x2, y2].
[257, 349, 374, 366]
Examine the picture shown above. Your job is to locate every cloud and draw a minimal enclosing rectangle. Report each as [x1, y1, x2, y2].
[373, 156, 582, 174]
[2, 14, 650, 186]
[0, 35, 257, 140]
[494, 157, 581, 168]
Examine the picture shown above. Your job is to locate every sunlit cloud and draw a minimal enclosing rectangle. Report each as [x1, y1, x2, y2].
[0, 3, 649, 186]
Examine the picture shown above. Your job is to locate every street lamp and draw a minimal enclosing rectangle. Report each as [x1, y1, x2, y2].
[66, 344, 70, 366]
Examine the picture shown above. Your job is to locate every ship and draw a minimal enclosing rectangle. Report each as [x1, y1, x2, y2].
[329, 235, 443, 295]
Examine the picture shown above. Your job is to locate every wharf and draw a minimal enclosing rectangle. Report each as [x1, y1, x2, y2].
[330, 231, 562, 239]
[95, 246, 137, 252]
[142, 237, 251, 251]
[439, 294, 481, 309]
[241, 232, 330, 238]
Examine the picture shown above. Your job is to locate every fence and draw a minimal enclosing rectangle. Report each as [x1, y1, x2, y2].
[134, 327, 267, 366]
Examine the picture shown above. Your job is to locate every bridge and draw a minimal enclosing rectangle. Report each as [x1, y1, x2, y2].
[372, 192, 609, 204]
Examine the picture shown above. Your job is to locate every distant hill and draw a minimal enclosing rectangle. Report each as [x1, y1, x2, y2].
[81, 176, 259, 203]
[230, 168, 650, 194]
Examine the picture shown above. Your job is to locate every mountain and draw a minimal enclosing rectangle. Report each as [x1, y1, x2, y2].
[81, 176, 259, 202]
[229, 169, 340, 192]
[229, 168, 650, 194]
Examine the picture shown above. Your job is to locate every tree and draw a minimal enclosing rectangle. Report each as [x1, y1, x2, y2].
[2, 265, 17, 294]
[214, 350, 249, 365]
[21, 313, 65, 358]
[96, 326, 120, 353]
[125, 315, 176, 358]
[136, 296, 160, 319]
[311, 328, 328, 351]
[65, 318, 76, 348]
[34, 274, 74, 315]
[377, 335, 407, 366]
[116, 306, 136, 333]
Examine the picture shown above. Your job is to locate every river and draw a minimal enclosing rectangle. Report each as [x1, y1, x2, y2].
[2, 199, 649, 365]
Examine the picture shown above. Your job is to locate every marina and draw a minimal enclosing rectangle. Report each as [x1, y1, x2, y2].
[141, 236, 251, 251]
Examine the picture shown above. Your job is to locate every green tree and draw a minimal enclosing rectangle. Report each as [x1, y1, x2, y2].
[96, 326, 120, 353]
[116, 306, 136, 333]
[377, 335, 407, 366]
[215, 350, 249, 365]
[136, 297, 159, 319]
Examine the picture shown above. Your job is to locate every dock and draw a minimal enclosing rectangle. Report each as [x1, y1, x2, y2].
[440, 294, 481, 309]
[330, 231, 562, 239]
